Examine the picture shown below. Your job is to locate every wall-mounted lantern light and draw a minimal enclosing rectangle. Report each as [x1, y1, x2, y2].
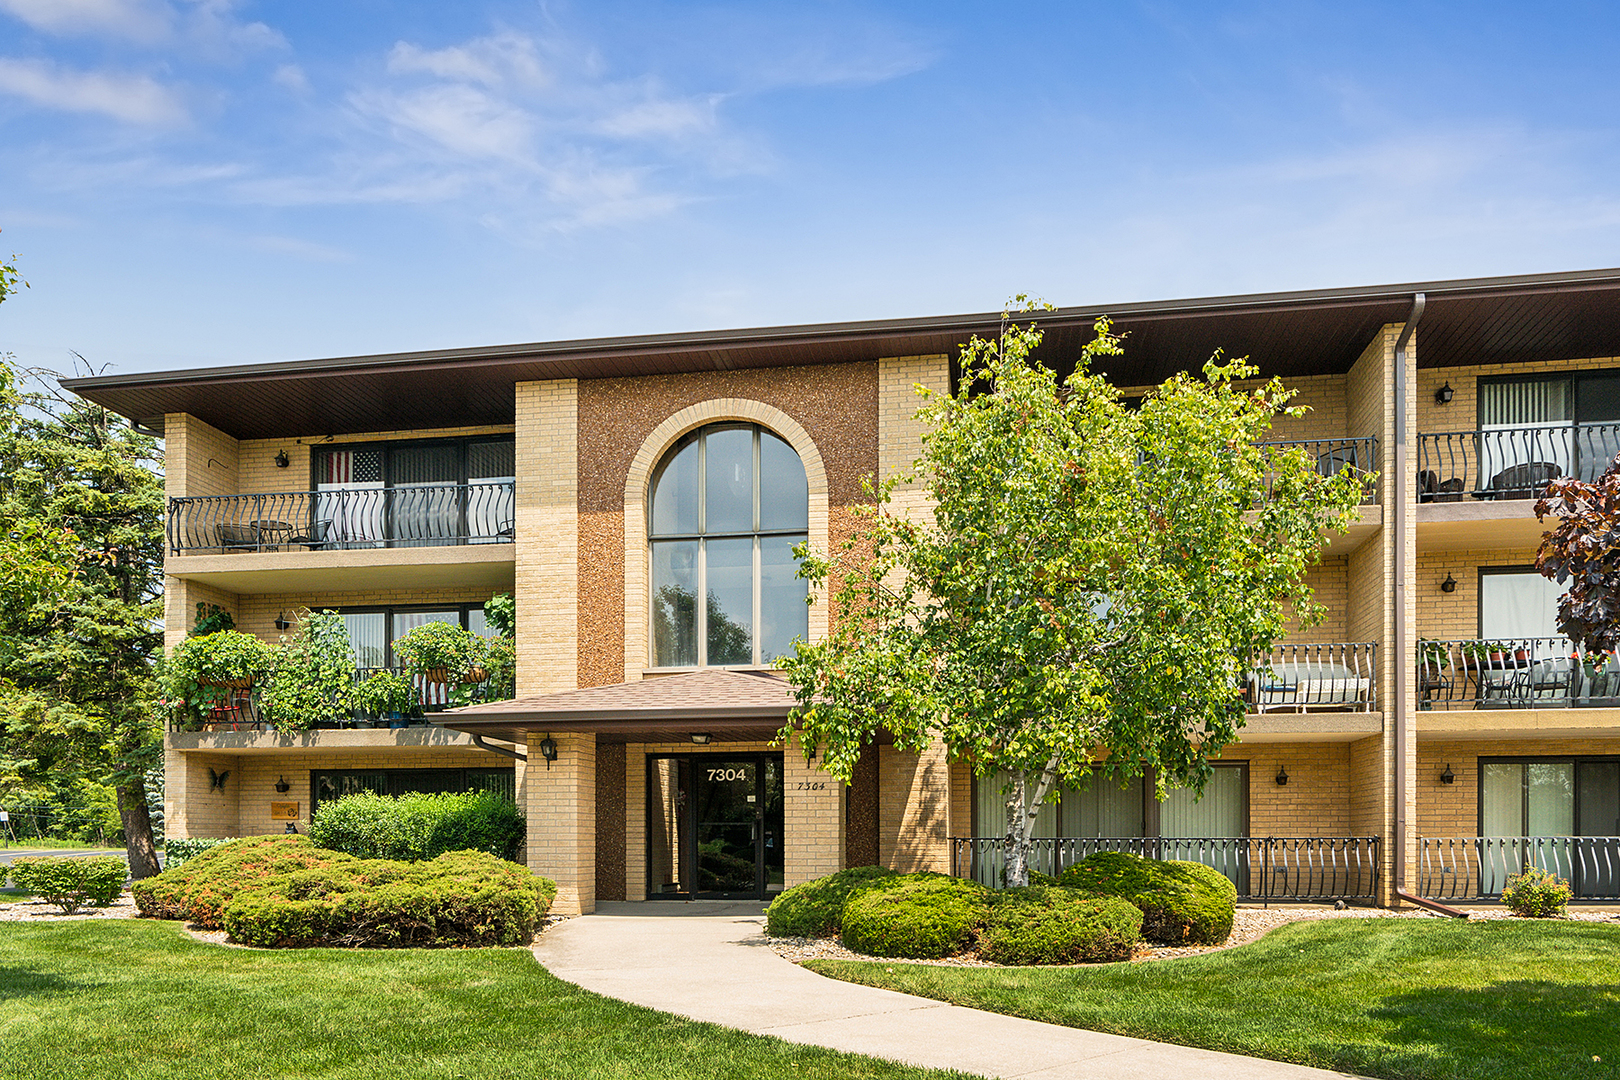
[690, 733, 712, 745]
[1275, 765, 1289, 787]
[274, 449, 290, 468]
[1440, 763, 1456, 784]
[1440, 573, 1458, 593]
[1435, 383, 1454, 405]
[274, 776, 290, 794]
[539, 736, 559, 770]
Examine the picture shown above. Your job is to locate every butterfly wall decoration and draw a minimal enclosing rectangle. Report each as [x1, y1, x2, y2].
[209, 768, 230, 792]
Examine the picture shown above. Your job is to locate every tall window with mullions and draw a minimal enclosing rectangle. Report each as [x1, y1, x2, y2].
[648, 424, 808, 667]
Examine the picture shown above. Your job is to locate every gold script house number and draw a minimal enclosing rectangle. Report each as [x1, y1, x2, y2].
[708, 768, 750, 782]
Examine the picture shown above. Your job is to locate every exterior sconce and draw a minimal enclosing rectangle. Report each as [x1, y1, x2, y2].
[1435, 383, 1454, 405]
[539, 736, 559, 770]
[274, 776, 290, 794]
[1440, 763, 1456, 784]
[1275, 765, 1289, 786]
[690, 733, 712, 745]
[274, 449, 290, 468]
[1440, 573, 1457, 593]
[275, 611, 293, 630]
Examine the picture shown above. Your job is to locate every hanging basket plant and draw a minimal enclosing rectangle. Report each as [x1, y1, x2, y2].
[355, 670, 418, 717]
[393, 620, 487, 686]
[166, 630, 275, 719]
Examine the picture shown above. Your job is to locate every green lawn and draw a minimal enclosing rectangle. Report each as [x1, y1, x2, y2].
[0, 920, 972, 1080]
[807, 918, 1620, 1080]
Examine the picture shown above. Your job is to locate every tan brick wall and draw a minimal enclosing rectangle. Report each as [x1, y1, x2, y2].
[163, 578, 240, 651]
[1210, 744, 1352, 836]
[1115, 373, 1354, 444]
[515, 380, 579, 696]
[1415, 355, 1620, 435]
[1416, 736, 1620, 837]
[1415, 548, 1542, 641]
[526, 730, 595, 914]
[878, 740, 952, 873]
[234, 585, 498, 642]
[163, 749, 241, 839]
[235, 425, 514, 496]
[165, 413, 239, 500]
[232, 747, 499, 835]
[1282, 556, 1350, 641]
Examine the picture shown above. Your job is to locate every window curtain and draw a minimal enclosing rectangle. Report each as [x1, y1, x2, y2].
[1480, 379, 1573, 482]
[1479, 572, 1563, 640]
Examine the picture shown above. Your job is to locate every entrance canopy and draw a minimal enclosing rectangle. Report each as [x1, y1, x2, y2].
[438, 668, 800, 744]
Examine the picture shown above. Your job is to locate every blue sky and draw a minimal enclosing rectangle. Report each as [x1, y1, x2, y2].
[2, 1, 1618, 376]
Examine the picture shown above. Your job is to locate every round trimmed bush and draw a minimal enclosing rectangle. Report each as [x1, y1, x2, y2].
[839, 873, 989, 959]
[765, 865, 898, 938]
[132, 835, 352, 927]
[978, 886, 1143, 965]
[1059, 852, 1235, 945]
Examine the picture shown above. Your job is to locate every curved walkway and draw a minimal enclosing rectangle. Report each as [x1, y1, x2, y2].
[534, 901, 1363, 1080]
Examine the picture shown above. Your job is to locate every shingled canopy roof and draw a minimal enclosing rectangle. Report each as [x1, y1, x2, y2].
[438, 668, 802, 744]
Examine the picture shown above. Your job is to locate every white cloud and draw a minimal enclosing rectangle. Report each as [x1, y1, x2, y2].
[352, 84, 536, 162]
[272, 63, 308, 94]
[0, 57, 186, 124]
[596, 96, 718, 141]
[387, 32, 547, 89]
[0, 0, 170, 42]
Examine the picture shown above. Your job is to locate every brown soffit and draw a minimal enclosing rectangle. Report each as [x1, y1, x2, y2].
[61, 267, 1620, 440]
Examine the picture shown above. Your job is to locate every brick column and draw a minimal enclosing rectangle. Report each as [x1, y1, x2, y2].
[514, 380, 579, 697]
[877, 738, 952, 873]
[526, 731, 596, 915]
[783, 737, 844, 886]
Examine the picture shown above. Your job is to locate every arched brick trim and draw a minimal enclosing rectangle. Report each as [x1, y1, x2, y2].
[623, 399, 830, 680]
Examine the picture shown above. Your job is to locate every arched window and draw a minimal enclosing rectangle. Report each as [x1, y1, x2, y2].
[649, 424, 809, 667]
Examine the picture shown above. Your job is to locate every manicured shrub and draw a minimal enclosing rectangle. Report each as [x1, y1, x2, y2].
[839, 873, 989, 959]
[1502, 864, 1571, 918]
[220, 850, 555, 948]
[978, 886, 1143, 965]
[9, 855, 127, 913]
[1059, 852, 1235, 945]
[133, 835, 353, 927]
[308, 790, 524, 862]
[764, 865, 898, 937]
[132, 834, 556, 948]
[163, 837, 239, 868]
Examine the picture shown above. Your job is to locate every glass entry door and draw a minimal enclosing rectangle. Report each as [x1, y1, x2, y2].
[646, 752, 784, 899]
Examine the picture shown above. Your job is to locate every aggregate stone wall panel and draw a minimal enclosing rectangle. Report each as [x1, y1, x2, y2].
[574, 363, 879, 688]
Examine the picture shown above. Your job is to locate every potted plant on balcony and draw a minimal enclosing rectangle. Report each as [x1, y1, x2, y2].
[356, 670, 417, 728]
[393, 621, 485, 703]
[167, 630, 275, 726]
[259, 609, 357, 733]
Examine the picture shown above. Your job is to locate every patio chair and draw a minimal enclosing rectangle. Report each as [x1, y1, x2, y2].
[288, 519, 332, 551]
[1479, 461, 1559, 500]
[215, 523, 258, 552]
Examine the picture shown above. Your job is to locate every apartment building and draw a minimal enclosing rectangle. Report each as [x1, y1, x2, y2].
[63, 268, 1620, 916]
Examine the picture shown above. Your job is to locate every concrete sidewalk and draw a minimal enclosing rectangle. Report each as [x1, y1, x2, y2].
[533, 901, 1362, 1080]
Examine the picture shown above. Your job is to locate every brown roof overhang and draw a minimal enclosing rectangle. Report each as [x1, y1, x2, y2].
[61, 267, 1620, 440]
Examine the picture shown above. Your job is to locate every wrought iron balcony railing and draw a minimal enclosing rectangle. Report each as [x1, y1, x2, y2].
[1418, 836, 1620, 900]
[1254, 436, 1379, 504]
[950, 835, 1380, 902]
[167, 483, 516, 554]
[1417, 423, 1620, 502]
[1248, 642, 1377, 712]
[172, 666, 501, 732]
[1417, 637, 1620, 710]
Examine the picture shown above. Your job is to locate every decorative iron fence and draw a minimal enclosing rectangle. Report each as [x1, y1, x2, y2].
[167, 483, 517, 554]
[1417, 424, 1620, 502]
[1416, 637, 1620, 710]
[1255, 436, 1379, 504]
[1417, 836, 1620, 900]
[1248, 642, 1377, 712]
[950, 836, 1380, 902]
[171, 666, 496, 732]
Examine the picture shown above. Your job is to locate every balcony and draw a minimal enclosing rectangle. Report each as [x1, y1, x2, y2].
[951, 836, 1380, 902]
[1247, 642, 1378, 713]
[1255, 436, 1380, 504]
[170, 666, 505, 734]
[164, 484, 517, 592]
[1418, 836, 1620, 901]
[1416, 638, 1620, 712]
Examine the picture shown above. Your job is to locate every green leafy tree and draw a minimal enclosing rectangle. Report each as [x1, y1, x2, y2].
[0, 243, 165, 876]
[780, 304, 1366, 885]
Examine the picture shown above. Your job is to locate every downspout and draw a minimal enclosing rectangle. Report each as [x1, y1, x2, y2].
[472, 733, 527, 761]
[1388, 294, 1462, 916]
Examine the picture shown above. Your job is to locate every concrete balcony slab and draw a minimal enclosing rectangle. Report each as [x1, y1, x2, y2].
[164, 541, 515, 593]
